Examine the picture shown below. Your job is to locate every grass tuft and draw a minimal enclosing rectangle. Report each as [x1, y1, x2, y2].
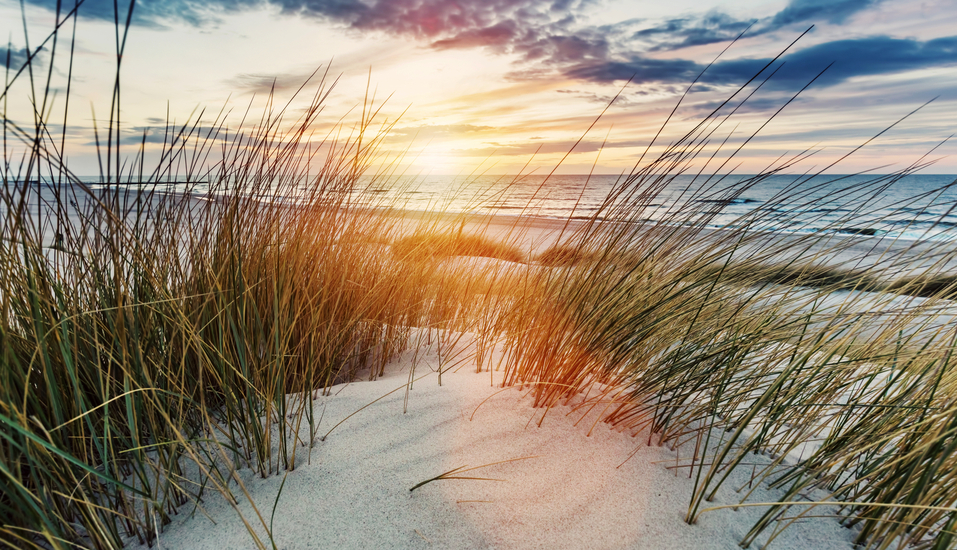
[392, 230, 526, 264]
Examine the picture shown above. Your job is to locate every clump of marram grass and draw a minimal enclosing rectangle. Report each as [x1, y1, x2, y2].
[535, 243, 604, 267]
[699, 260, 957, 299]
[504, 191, 957, 548]
[0, 122, 507, 548]
[392, 230, 526, 263]
[0, 10, 517, 548]
[885, 272, 957, 299]
[496, 71, 957, 548]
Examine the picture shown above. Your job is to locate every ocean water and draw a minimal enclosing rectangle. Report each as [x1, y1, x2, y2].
[9, 173, 957, 243]
[342, 173, 957, 242]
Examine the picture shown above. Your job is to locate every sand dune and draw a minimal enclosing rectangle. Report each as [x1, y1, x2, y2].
[135, 334, 858, 550]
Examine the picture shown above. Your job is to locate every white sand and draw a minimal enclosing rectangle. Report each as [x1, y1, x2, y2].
[138, 335, 859, 550]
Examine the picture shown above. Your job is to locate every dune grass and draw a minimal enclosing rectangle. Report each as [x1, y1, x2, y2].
[535, 243, 604, 267]
[0, 13, 507, 545]
[496, 102, 957, 548]
[0, 105, 514, 548]
[3, 5, 957, 550]
[542, 246, 957, 299]
[392, 229, 526, 264]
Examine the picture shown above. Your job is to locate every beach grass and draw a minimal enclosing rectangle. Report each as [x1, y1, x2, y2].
[392, 230, 527, 264]
[495, 105, 957, 548]
[3, 5, 957, 550]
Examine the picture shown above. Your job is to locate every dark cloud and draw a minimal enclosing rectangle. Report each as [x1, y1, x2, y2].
[713, 35, 957, 88]
[629, 0, 885, 52]
[693, 96, 802, 115]
[430, 21, 521, 50]
[633, 13, 757, 51]
[771, 0, 880, 26]
[565, 56, 700, 85]
[567, 35, 957, 89]
[371, 0, 611, 69]
[519, 32, 610, 64]
[276, 0, 596, 40]
[1, 46, 30, 69]
[44, 0, 592, 36]
[26, 0, 259, 27]
[29, 0, 603, 33]
[20, 0, 883, 40]
[265, 0, 933, 93]
[555, 88, 662, 108]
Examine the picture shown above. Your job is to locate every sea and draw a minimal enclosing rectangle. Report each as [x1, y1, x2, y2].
[9, 173, 957, 243]
[353, 173, 957, 242]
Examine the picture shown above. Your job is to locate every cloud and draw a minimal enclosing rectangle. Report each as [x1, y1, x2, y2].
[270, 0, 942, 93]
[389, 123, 497, 138]
[461, 136, 651, 157]
[19, 0, 882, 41]
[21, 0, 952, 93]
[632, 13, 757, 51]
[225, 72, 318, 94]
[328, 0, 612, 70]
[1, 46, 30, 69]
[715, 35, 957, 88]
[692, 96, 803, 115]
[277, 0, 597, 40]
[25, 0, 259, 27]
[770, 0, 881, 26]
[629, 0, 887, 52]
[118, 124, 242, 146]
[564, 56, 700, 85]
[430, 21, 521, 50]
[567, 35, 957, 89]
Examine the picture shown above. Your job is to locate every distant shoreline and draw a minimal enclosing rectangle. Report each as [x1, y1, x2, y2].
[23, 185, 957, 285]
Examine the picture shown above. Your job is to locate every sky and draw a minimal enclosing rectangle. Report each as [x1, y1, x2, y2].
[2, 0, 956, 176]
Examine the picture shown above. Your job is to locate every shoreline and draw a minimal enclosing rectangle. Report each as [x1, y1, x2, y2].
[17, 181, 957, 268]
[17, 183, 957, 294]
[369, 206, 957, 280]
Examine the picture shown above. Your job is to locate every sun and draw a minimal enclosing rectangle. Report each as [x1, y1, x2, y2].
[408, 142, 471, 175]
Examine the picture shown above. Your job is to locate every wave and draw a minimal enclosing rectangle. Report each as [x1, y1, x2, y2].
[836, 227, 884, 236]
[695, 198, 760, 206]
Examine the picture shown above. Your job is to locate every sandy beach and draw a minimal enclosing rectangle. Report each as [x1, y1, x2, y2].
[132, 210, 948, 549]
[133, 333, 860, 549]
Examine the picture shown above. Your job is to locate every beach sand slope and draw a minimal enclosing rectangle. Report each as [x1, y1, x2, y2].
[136, 336, 859, 550]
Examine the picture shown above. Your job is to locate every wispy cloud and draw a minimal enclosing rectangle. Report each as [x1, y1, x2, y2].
[224, 71, 321, 94]
[389, 123, 497, 138]
[458, 135, 652, 157]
